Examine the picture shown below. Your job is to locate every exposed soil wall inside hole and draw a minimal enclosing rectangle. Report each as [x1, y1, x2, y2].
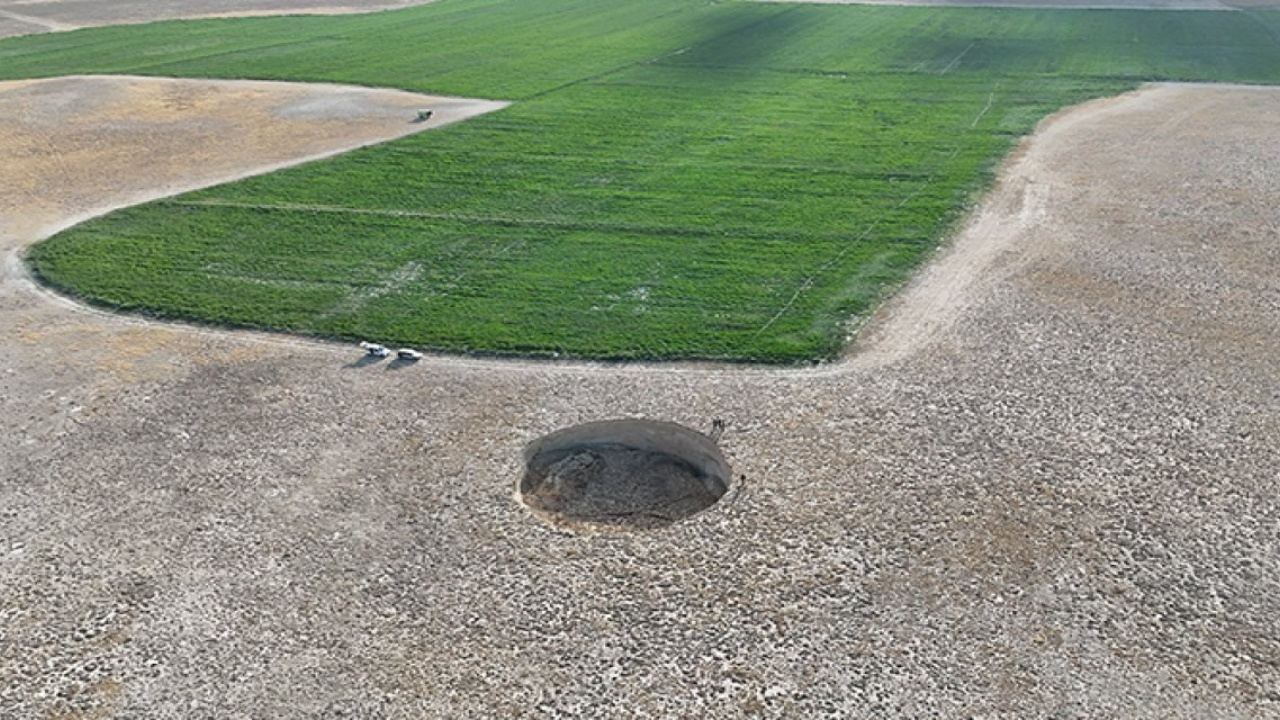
[519, 419, 731, 531]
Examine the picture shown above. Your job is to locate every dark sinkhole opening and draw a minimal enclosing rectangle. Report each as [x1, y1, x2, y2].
[519, 419, 731, 531]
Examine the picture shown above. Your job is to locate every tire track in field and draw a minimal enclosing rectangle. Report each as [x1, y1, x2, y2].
[753, 84, 1001, 339]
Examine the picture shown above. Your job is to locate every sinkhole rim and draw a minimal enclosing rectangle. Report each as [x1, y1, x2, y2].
[518, 418, 732, 532]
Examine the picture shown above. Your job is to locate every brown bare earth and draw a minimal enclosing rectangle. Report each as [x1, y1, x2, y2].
[0, 0, 439, 38]
[2, 77, 1280, 718]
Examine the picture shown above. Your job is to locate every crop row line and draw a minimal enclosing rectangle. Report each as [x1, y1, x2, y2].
[752, 84, 1000, 336]
[527, 5, 805, 101]
[390, 151, 943, 178]
[1241, 9, 1280, 49]
[752, 177, 937, 338]
[170, 199, 917, 245]
[518, 0, 734, 103]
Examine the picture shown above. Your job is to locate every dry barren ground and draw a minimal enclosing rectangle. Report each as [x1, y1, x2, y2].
[0, 0, 438, 38]
[1, 77, 1279, 718]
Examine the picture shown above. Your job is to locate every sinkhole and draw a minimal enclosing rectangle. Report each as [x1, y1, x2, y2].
[519, 419, 731, 531]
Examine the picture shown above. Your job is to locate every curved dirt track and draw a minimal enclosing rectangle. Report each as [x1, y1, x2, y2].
[0, 0, 439, 38]
[2, 78, 1280, 718]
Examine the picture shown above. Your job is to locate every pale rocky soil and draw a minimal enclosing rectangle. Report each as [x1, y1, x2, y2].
[0, 0, 438, 38]
[2, 75, 1279, 718]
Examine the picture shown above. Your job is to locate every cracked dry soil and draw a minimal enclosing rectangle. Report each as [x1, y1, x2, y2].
[1, 80, 1279, 718]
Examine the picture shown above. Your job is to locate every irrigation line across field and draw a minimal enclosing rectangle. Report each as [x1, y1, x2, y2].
[971, 82, 1001, 129]
[1241, 9, 1280, 48]
[752, 177, 936, 338]
[940, 41, 976, 75]
[169, 199, 851, 244]
[753, 88, 1000, 338]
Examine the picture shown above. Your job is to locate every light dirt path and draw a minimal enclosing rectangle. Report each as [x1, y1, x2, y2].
[0, 6, 74, 32]
[0, 0, 439, 38]
[850, 91, 1147, 368]
[2, 80, 1279, 718]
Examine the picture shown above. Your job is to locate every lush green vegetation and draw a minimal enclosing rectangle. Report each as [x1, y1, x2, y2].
[12, 0, 1280, 362]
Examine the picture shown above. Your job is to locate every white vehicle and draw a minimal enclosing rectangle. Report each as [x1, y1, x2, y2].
[397, 348, 423, 361]
[359, 341, 390, 357]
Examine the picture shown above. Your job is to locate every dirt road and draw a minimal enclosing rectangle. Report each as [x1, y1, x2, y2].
[0, 0, 440, 38]
[2, 77, 1279, 718]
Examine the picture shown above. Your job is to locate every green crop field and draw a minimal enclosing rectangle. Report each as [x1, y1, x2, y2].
[8, 0, 1280, 362]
